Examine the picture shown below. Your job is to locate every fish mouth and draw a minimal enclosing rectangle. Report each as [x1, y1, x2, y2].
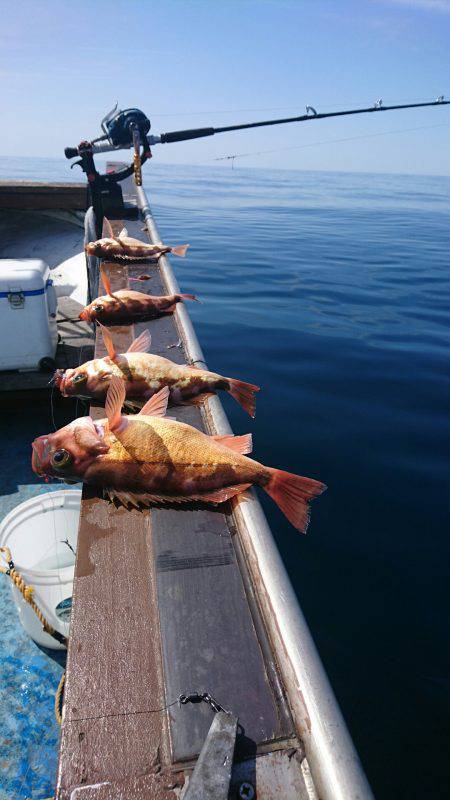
[53, 369, 65, 391]
[31, 438, 51, 477]
[79, 308, 91, 322]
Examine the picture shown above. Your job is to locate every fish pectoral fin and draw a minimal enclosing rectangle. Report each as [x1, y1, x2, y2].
[212, 434, 253, 455]
[127, 329, 152, 353]
[103, 217, 114, 238]
[138, 386, 170, 418]
[105, 375, 127, 431]
[98, 322, 118, 361]
[100, 265, 114, 297]
[118, 227, 129, 240]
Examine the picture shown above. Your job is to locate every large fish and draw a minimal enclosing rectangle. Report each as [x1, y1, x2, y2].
[85, 219, 189, 262]
[31, 378, 326, 533]
[54, 324, 260, 417]
[79, 266, 198, 325]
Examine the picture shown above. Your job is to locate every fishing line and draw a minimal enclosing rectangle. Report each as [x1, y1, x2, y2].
[153, 94, 450, 118]
[213, 120, 450, 163]
[50, 383, 57, 432]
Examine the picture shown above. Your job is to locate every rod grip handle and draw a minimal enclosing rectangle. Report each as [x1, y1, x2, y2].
[160, 127, 215, 144]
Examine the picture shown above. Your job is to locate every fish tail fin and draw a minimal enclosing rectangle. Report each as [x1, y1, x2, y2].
[171, 244, 190, 257]
[263, 468, 326, 534]
[179, 293, 199, 303]
[227, 378, 260, 418]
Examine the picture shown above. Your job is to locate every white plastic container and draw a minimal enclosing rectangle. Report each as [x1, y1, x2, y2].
[0, 490, 81, 649]
[0, 258, 58, 371]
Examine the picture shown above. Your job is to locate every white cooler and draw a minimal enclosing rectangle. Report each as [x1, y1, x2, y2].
[0, 259, 58, 371]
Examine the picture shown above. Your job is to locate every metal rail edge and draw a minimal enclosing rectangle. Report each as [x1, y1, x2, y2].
[136, 184, 375, 800]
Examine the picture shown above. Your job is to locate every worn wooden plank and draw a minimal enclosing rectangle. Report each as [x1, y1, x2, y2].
[0, 181, 87, 210]
[56, 212, 170, 797]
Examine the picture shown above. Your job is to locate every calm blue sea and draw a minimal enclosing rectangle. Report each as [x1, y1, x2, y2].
[0, 156, 449, 799]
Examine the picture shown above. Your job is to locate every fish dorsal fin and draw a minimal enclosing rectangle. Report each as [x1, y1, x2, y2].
[98, 322, 118, 361]
[138, 386, 169, 418]
[127, 329, 151, 353]
[212, 433, 253, 455]
[103, 217, 114, 238]
[118, 227, 129, 240]
[100, 265, 113, 296]
[105, 376, 126, 432]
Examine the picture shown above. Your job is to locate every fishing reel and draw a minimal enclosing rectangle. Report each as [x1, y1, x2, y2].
[64, 106, 154, 234]
[100, 105, 151, 147]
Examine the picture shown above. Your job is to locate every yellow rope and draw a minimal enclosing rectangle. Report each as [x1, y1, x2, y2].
[54, 671, 66, 725]
[0, 546, 67, 646]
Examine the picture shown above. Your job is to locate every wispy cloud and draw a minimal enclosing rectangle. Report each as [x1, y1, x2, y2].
[377, 0, 450, 12]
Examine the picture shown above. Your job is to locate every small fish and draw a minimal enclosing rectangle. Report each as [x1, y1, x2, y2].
[85, 218, 189, 262]
[79, 266, 198, 325]
[54, 324, 260, 417]
[31, 378, 326, 533]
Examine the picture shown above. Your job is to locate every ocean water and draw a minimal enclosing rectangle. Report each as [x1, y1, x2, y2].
[0, 157, 449, 799]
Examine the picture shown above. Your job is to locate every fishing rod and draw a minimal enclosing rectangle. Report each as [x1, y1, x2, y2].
[64, 96, 449, 231]
[156, 97, 449, 144]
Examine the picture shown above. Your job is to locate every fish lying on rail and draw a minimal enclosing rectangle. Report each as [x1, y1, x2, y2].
[79, 266, 198, 325]
[85, 219, 189, 262]
[54, 324, 260, 417]
[31, 378, 326, 532]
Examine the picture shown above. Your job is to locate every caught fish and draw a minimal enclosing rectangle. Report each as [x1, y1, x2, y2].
[31, 378, 326, 532]
[85, 218, 189, 262]
[79, 266, 198, 325]
[54, 324, 260, 417]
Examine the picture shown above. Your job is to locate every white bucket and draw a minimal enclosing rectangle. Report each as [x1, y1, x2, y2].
[0, 490, 81, 650]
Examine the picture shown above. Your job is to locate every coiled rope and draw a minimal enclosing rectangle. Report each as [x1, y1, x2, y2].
[0, 546, 67, 647]
[0, 546, 67, 724]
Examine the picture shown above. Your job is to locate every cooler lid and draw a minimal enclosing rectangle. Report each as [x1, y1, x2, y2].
[0, 259, 51, 294]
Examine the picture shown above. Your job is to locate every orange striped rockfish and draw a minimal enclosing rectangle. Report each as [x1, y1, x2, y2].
[85, 219, 189, 262]
[31, 378, 326, 533]
[54, 324, 260, 417]
[79, 266, 198, 325]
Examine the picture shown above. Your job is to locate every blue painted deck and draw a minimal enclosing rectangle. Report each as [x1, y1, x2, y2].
[0, 398, 79, 799]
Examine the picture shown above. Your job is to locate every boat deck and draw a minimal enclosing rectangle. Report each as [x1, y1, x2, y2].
[0, 201, 93, 394]
[55, 208, 314, 798]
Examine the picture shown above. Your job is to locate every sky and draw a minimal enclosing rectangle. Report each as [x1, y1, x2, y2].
[1, 0, 450, 174]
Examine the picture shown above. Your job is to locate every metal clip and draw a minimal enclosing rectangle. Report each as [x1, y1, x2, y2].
[306, 105, 317, 116]
[178, 691, 229, 714]
[131, 125, 143, 187]
[436, 95, 445, 103]
[374, 99, 383, 109]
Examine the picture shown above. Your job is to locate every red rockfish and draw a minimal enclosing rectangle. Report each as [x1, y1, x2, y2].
[31, 378, 326, 533]
[54, 324, 260, 417]
[85, 220, 189, 262]
[79, 267, 198, 325]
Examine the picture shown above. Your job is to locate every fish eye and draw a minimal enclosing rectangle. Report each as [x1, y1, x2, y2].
[93, 304, 104, 313]
[72, 373, 87, 384]
[50, 449, 73, 469]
